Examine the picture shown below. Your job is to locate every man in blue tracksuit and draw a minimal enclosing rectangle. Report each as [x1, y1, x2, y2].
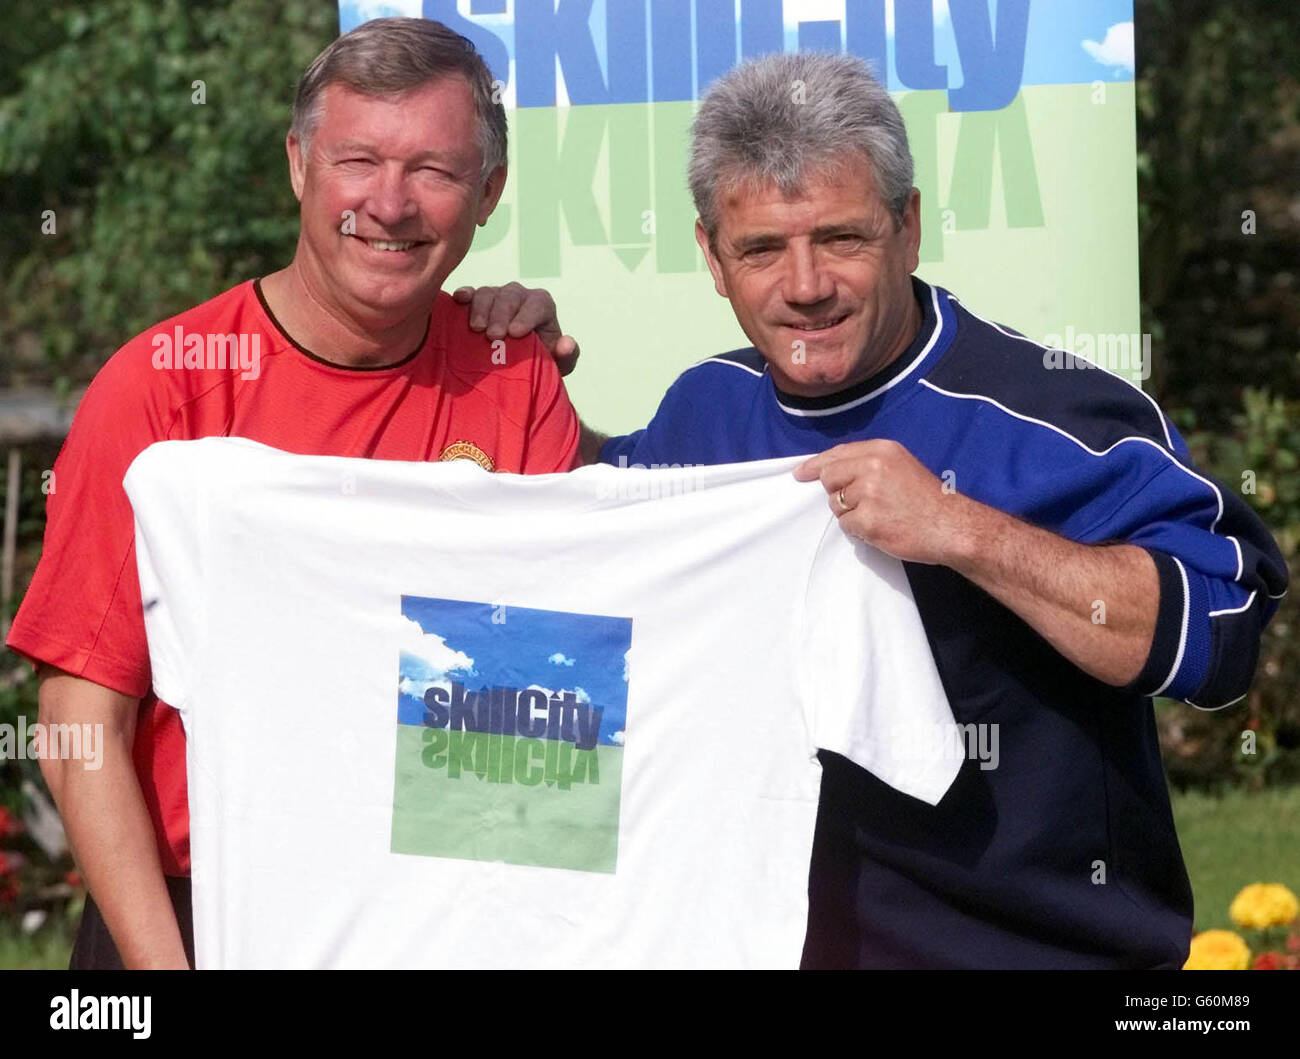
[473, 51, 1287, 968]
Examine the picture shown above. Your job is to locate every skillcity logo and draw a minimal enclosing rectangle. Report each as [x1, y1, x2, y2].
[391, 595, 633, 873]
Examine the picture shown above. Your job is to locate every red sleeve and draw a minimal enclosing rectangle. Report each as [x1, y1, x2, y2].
[520, 334, 581, 473]
[5, 341, 178, 698]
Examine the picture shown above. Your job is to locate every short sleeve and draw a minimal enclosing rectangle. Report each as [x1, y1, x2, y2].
[5, 346, 177, 698]
[520, 335, 581, 473]
[798, 516, 961, 806]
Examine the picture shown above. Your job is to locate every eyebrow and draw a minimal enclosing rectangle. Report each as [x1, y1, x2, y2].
[330, 141, 467, 165]
[731, 233, 783, 253]
[731, 221, 875, 252]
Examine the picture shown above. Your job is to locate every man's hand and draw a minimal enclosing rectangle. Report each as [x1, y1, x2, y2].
[794, 440, 971, 564]
[795, 440, 1159, 687]
[452, 282, 580, 377]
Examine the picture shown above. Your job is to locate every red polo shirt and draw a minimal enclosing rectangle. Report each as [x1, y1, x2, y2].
[6, 279, 580, 874]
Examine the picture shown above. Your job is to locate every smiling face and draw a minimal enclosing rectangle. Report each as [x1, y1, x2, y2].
[697, 153, 922, 398]
[286, 76, 505, 330]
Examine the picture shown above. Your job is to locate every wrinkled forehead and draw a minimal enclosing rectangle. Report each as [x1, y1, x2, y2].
[309, 78, 483, 162]
[713, 153, 888, 219]
[315, 75, 476, 124]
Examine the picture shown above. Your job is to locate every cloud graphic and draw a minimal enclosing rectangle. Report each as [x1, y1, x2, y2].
[397, 616, 473, 678]
[398, 675, 453, 702]
[548, 652, 576, 667]
[611, 730, 626, 746]
[1082, 22, 1135, 74]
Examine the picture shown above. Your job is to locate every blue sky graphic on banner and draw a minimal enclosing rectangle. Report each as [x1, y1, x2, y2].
[340, 1, 1135, 108]
[335, 0, 1140, 433]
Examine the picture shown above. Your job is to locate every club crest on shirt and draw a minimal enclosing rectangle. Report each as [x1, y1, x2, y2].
[439, 441, 494, 471]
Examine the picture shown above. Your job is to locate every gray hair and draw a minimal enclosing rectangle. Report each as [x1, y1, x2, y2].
[689, 52, 913, 243]
[290, 17, 507, 182]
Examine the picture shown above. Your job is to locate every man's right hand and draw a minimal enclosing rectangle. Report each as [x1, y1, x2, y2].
[452, 282, 580, 377]
[36, 666, 189, 969]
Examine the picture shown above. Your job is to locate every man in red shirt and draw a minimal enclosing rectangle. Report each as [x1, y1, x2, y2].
[5, 18, 578, 968]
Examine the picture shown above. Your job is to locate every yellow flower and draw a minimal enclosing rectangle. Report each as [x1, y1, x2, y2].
[1229, 883, 1300, 930]
[1184, 930, 1251, 970]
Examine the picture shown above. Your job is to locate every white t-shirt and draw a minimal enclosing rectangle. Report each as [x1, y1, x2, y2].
[125, 437, 958, 969]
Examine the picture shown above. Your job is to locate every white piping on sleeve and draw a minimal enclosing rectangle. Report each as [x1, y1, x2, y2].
[1227, 535, 1243, 581]
[1152, 558, 1191, 698]
[944, 292, 1175, 450]
[1185, 691, 1248, 712]
[915, 379, 1231, 542]
[1208, 590, 1257, 617]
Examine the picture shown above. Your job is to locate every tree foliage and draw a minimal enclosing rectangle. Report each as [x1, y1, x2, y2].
[1136, 0, 1300, 421]
[0, 0, 336, 391]
[0, 0, 1295, 822]
[1136, 0, 1300, 787]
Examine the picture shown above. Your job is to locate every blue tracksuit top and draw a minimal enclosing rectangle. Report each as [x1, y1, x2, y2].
[600, 276, 1288, 968]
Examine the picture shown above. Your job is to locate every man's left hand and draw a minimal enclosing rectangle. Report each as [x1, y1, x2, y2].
[797, 439, 1159, 686]
[453, 282, 580, 377]
[794, 440, 974, 565]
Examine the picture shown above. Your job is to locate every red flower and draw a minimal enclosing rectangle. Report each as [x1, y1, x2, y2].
[0, 850, 12, 876]
[1286, 932, 1300, 954]
[0, 806, 20, 838]
[64, 870, 83, 889]
[1252, 951, 1286, 970]
[0, 876, 17, 905]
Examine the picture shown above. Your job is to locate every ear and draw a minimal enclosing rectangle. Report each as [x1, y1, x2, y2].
[901, 186, 921, 273]
[476, 164, 508, 226]
[695, 220, 729, 298]
[286, 132, 306, 202]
